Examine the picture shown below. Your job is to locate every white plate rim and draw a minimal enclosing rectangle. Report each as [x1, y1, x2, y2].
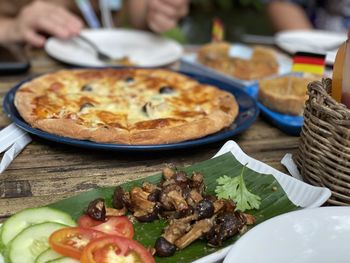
[45, 28, 184, 67]
[223, 206, 350, 263]
[275, 29, 346, 64]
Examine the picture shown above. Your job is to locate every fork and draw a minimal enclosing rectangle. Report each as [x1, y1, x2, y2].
[76, 34, 113, 63]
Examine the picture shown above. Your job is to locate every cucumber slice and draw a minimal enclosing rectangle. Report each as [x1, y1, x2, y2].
[35, 248, 62, 263]
[1, 207, 76, 246]
[8, 222, 67, 263]
[47, 258, 79, 263]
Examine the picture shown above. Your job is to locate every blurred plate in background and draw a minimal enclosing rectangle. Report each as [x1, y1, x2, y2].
[45, 29, 183, 67]
[181, 43, 292, 88]
[275, 30, 346, 65]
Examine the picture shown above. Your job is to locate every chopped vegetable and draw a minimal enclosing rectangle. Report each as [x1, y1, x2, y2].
[215, 164, 261, 212]
[80, 235, 155, 263]
[49, 227, 106, 259]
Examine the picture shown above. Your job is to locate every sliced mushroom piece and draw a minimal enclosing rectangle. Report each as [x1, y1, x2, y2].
[173, 207, 194, 219]
[86, 198, 106, 221]
[213, 199, 226, 214]
[206, 211, 246, 247]
[147, 189, 161, 202]
[186, 189, 203, 207]
[112, 186, 130, 210]
[130, 187, 155, 214]
[163, 218, 191, 244]
[173, 171, 189, 185]
[106, 207, 127, 217]
[159, 184, 181, 210]
[162, 167, 175, 180]
[142, 182, 159, 193]
[243, 213, 256, 225]
[167, 190, 188, 211]
[134, 203, 161, 222]
[191, 172, 205, 194]
[174, 218, 214, 250]
[196, 199, 214, 220]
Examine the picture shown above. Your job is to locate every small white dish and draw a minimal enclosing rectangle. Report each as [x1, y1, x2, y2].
[45, 29, 183, 67]
[275, 29, 346, 64]
[224, 207, 350, 263]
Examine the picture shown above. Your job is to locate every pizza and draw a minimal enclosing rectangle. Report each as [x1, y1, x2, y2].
[197, 42, 279, 80]
[14, 69, 238, 145]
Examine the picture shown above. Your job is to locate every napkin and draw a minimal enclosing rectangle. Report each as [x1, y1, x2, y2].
[0, 124, 31, 173]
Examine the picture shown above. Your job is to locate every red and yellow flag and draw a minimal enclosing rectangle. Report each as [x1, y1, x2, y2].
[292, 52, 326, 75]
[212, 18, 224, 42]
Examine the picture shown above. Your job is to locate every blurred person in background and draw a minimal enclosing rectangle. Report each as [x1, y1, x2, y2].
[0, 0, 189, 47]
[266, 0, 350, 33]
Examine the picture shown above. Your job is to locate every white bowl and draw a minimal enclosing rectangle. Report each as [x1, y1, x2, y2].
[224, 207, 350, 263]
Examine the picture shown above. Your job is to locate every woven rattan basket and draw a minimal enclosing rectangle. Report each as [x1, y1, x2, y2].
[294, 78, 350, 205]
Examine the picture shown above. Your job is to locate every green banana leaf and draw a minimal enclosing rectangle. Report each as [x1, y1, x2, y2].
[49, 152, 299, 262]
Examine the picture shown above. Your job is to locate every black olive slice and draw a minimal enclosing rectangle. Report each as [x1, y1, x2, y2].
[81, 84, 93, 91]
[124, 76, 134, 83]
[159, 86, 174, 94]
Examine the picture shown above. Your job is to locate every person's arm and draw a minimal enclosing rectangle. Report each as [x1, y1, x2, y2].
[266, 1, 313, 31]
[125, 0, 189, 33]
[0, 0, 83, 47]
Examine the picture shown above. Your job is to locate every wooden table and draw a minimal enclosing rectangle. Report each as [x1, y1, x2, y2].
[0, 49, 299, 222]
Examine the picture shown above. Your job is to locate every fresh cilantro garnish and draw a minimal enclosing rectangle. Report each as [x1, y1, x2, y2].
[215, 164, 261, 212]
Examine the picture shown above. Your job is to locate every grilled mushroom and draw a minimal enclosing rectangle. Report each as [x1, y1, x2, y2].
[86, 198, 106, 221]
[174, 218, 214, 249]
[155, 237, 176, 257]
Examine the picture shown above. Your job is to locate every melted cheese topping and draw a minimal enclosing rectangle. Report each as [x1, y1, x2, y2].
[28, 69, 223, 130]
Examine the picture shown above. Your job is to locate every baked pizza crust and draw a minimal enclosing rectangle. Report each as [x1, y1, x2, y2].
[15, 69, 238, 145]
[259, 76, 319, 116]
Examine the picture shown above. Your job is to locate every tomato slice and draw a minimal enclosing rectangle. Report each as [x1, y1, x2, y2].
[78, 215, 104, 228]
[91, 216, 134, 239]
[49, 227, 106, 259]
[78, 215, 134, 239]
[81, 236, 155, 263]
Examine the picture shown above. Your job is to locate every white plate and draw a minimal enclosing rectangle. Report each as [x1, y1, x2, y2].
[45, 29, 183, 67]
[275, 29, 346, 64]
[193, 140, 331, 263]
[180, 43, 292, 88]
[224, 207, 350, 263]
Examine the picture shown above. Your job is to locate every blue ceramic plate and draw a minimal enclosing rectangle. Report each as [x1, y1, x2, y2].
[245, 85, 303, 136]
[3, 71, 259, 151]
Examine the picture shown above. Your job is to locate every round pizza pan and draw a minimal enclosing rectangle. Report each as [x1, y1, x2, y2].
[3, 71, 259, 151]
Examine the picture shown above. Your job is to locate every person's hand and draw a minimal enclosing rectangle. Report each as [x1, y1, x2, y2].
[12, 0, 83, 47]
[146, 0, 189, 33]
